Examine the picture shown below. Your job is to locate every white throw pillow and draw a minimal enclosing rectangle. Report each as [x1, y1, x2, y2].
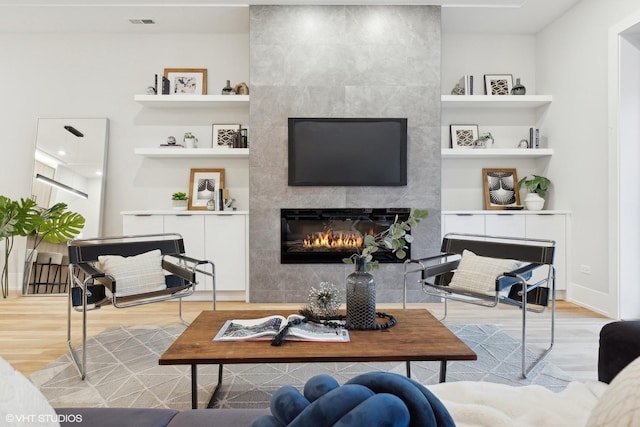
[585, 356, 640, 427]
[0, 356, 60, 427]
[98, 249, 166, 297]
[448, 249, 520, 295]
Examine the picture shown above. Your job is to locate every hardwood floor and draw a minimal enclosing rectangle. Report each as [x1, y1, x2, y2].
[0, 292, 611, 383]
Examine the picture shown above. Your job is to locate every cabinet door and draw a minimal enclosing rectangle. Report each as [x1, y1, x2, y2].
[525, 214, 566, 291]
[485, 214, 525, 238]
[204, 215, 247, 292]
[442, 214, 484, 237]
[164, 215, 208, 289]
[122, 214, 163, 236]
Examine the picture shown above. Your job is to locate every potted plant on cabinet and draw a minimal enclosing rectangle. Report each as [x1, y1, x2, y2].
[519, 175, 551, 211]
[171, 192, 188, 211]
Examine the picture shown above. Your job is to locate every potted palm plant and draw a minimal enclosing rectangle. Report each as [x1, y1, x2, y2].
[518, 175, 551, 211]
[0, 195, 85, 298]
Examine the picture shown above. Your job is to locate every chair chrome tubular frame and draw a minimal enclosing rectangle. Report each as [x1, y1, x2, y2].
[402, 232, 556, 379]
[66, 233, 216, 380]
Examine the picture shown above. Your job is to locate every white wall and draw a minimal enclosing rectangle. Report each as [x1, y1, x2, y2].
[535, 0, 640, 316]
[0, 32, 249, 291]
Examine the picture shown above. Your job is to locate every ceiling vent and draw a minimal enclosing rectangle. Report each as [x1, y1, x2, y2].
[128, 19, 156, 25]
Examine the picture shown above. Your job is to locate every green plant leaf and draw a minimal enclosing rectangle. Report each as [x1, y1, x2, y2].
[39, 211, 86, 243]
[0, 196, 19, 239]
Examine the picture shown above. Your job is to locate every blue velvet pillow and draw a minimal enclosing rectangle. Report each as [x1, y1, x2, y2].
[249, 372, 455, 427]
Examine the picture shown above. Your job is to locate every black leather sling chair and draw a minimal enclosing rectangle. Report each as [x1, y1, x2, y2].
[402, 233, 556, 378]
[67, 233, 215, 379]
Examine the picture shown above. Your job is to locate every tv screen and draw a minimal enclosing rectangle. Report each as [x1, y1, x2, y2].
[288, 118, 408, 186]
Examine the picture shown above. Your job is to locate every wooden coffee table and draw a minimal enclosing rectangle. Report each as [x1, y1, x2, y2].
[159, 309, 476, 409]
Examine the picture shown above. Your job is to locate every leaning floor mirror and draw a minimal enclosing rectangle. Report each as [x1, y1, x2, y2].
[22, 118, 109, 295]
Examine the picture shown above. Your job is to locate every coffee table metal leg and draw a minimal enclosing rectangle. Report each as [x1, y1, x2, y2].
[206, 364, 225, 409]
[439, 361, 447, 383]
[406, 361, 411, 377]
[191, 365, 198, 409]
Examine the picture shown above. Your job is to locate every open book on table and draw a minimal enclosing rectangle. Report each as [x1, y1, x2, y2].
[213, 314, 350, 342]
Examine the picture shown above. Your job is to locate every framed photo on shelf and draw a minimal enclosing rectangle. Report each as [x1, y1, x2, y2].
[163, 68, 208, 95]
[212, 124, 241, 148]
[484, 74, 513, 95]
[482, 168, 521, 210]
[188, 168, 225, 210]
[450, 124, 479, 148]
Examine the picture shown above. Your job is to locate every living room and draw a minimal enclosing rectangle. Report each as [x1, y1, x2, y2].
[1, 0, 640, 425]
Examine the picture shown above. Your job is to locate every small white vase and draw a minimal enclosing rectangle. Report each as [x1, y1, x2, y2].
[172, 200, 188, 211]
[184, 137, 198, 149]
[524, 193, 545, 211]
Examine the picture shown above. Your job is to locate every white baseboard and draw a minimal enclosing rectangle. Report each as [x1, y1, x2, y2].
[567, 282, 615, 318]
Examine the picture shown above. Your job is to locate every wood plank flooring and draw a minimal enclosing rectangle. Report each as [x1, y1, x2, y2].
[0, 293, 611, 383]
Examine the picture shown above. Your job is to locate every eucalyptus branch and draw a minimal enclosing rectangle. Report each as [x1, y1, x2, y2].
[342, 208, 428, 270]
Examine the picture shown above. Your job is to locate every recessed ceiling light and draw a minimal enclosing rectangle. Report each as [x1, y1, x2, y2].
[129, 19, 156, 25]
[58, 150, 66, 156]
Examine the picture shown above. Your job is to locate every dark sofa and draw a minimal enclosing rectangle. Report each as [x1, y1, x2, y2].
[55, 407, 270, 427]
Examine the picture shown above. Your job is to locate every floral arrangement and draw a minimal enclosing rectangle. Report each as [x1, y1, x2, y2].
[342, 208, 428, 270]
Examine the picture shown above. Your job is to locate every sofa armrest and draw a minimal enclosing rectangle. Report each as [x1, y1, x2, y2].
[598, 320, 640, 384]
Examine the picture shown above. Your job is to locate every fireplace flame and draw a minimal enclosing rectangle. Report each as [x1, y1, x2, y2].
[303, 229, 372, 250]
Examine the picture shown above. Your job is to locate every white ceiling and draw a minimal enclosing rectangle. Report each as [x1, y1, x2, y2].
[0, 0, 580, 35]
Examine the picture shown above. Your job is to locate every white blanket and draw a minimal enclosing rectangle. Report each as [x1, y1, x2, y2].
[428, 380, 608, 427]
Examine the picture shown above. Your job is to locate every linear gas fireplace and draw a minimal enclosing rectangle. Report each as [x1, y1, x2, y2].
[280, 208, 411, 264]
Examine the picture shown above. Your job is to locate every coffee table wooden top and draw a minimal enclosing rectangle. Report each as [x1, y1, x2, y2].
[159, 309, 476, 366]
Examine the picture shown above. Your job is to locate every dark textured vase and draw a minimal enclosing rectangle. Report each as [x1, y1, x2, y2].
[511, 77, 526, 95]
[346, 256, 376, 329]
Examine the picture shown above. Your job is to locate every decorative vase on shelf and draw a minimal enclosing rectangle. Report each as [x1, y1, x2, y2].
[346, 256, 376, 330]
[524, 192, 545, 211]
[221, 80, 234, 95]
[172, 200, 188, 211]
[183, 132, 198, 149]
[511, 78, 526, 95]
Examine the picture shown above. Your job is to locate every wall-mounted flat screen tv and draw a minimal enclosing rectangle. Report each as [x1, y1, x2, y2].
[288, 118, 408, 186]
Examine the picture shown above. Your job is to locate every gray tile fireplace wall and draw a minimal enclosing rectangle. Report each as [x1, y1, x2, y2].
[249, 5, 441, 303]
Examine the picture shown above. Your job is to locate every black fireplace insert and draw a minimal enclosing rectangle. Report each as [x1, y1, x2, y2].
[280, 208, 411, 264]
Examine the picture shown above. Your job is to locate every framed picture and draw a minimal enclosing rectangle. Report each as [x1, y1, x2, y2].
[188, 168, 225, 210]
[450, 124, 479, 148]
[163, 68, 208, 95]
[484, 74, 513, 95]
[482, 168, 521, 210]
[212, 124, 241, 148]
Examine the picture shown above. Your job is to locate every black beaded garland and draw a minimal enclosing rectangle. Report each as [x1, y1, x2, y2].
[271, 309, 397, 346]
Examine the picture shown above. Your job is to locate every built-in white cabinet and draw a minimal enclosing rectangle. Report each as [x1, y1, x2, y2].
[204, 215, 247, 292]
[442, 211, 569, 291]
[122, 211, 248, 300]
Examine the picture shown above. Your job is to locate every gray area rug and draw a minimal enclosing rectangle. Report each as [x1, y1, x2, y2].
[30, 323, 573, 410]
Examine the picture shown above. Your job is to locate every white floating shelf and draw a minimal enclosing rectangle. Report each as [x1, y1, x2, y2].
[441, 95, 552, 109]
[441, 148, 553, 159]
[135, 147, 249, 158]
[134, 94, 249, 108]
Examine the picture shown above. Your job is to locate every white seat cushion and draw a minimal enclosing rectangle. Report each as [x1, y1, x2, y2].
[448, 249, 520, 295]
[98, 249, 166, 297]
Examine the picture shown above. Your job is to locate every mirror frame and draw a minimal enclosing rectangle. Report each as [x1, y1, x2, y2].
[22, 117, 109, 295]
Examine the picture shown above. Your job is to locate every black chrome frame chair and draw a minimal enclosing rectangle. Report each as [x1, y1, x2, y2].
[402, 233, 556, 378]
[67, 233, 216, 379]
